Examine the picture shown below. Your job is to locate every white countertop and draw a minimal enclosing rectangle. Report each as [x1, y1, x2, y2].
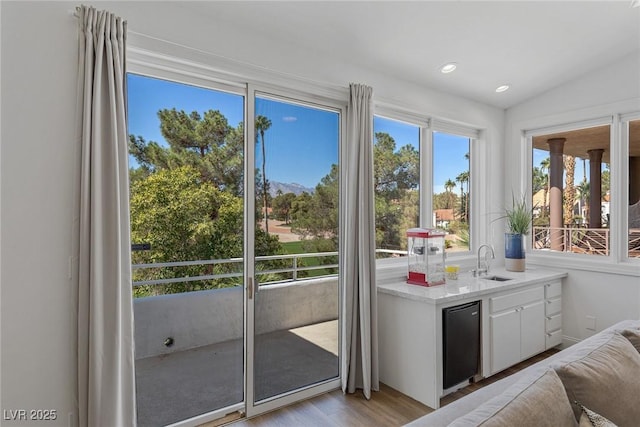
[377, 267, 567, 305]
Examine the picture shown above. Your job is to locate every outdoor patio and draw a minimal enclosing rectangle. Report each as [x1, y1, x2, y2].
[136, 320, 339, 427]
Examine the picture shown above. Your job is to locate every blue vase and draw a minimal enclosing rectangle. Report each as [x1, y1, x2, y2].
[505, 233, 525, 272]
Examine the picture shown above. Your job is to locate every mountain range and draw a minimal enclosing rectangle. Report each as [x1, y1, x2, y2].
[268, 181, 314, 197]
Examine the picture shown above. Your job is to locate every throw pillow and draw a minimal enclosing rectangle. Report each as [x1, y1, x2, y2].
[449, 369, 578, 427]
[555, 332, 640, 425]
[620, 328, 640, 354]
[578, 404, 617, 427]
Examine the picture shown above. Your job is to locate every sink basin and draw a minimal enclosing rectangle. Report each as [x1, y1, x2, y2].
[482, 275, 512, 282]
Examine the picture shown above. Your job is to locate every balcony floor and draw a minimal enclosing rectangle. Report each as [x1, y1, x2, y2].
[136, 320, 339, 427]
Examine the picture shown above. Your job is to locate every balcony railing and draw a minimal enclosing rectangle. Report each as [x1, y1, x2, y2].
[132, 248, 411, 289]
[532, 226, 640, 257]
[132, 251, 339, 288]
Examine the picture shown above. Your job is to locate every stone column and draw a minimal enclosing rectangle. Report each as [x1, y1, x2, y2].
[548, 138, 566, 251]
[587, 149, 604, 228]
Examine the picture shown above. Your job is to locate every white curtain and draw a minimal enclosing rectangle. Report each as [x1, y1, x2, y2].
[340, 83, 379, 399]
[75, 5, 136, 426]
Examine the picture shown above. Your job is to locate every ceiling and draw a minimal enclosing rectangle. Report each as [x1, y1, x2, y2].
[181, 1, 640, 109]
[532, 121, 640, 164]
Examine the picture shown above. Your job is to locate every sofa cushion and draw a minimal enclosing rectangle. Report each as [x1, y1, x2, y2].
[555, 332, 640, 425]
[620, 328, 640, 353]
[448, 369, 578, 427]
[578, 404, 617, 427]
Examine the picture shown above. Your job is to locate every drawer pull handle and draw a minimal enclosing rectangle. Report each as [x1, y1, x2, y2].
[547, 333, 552, 337]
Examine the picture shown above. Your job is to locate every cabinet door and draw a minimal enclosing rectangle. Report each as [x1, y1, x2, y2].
[520, 300, 545, 360]
[490, 309, 520, 374]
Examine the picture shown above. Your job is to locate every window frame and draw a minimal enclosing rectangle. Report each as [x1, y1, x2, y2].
[621, 112, 640, 262]
[522, 114, 640, 274]
[372, 106, 482, 269]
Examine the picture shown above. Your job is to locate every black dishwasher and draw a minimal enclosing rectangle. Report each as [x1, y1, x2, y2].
[442, 300, 480, 390]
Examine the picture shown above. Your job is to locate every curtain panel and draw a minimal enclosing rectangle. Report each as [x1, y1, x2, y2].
[75, 5, 136, 426]
[340, 83, 379, 399]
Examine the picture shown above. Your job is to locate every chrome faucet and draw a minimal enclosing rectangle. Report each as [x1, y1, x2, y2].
[472, 244, 495, 277]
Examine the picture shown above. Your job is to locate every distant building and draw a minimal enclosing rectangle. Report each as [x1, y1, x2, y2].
[434, 209, 455, 229]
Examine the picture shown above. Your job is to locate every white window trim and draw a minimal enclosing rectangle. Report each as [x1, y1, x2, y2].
[372, 112, 482, 277]
[523, 114, 640, 275]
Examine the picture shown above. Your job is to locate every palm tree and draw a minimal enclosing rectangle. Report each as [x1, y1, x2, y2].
[539, 157, 550, 217]
[444, 179, 456, 209]
[256, 115, 272, 234]
[563, 155, 576, 225]
[456, 171, 470, 223]
[577, 179, 590, 224]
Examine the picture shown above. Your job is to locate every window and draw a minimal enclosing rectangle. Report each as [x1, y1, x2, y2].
[373, 116, 420, 257]
[433, 131, 471, 252]
[372, 115, 477, 259]
[530, 123, 612, 256]
[127, 73, 246, 297]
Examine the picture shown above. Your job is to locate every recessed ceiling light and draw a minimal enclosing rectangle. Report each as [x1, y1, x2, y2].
[631, 0, 640, 8]
[440, 63, 457, 74]
[495, 85, 510, 93]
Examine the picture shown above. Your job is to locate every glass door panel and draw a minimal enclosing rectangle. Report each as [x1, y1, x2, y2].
[127, 74, 245, 426]
[252, 94, 340, 404]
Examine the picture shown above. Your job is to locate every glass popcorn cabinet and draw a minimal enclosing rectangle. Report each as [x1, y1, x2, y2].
[407, 228, 446, 286]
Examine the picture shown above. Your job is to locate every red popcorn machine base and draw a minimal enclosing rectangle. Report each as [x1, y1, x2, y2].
[407, 271, 446, 287]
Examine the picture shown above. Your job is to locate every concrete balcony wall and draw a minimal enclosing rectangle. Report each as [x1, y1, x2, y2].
[134, 277, 339, 359]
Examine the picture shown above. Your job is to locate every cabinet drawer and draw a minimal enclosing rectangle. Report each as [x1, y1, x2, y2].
[490, 287, 544, 313]
[545, 297, 562, 316]
[545, 281, 562, 299]
[546, 313, 562, 332]
[546, 329, 563, 348]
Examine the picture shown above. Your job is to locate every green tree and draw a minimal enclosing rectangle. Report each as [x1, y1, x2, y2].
[371, 132, 419, 251]
[577, 179, 590, 224]
[130, 166, 241, 296]
[292, 165, 338, 246]
[129, 109, 245, 196]
[564, 155, 576, 225]
[255, 115, 273, 234]
[539, 157, 550, 218]
[444, 179, 456, 209]
[131, 166, 282, 296]
[272, 192, 297, 223]
[456, 170, 469, 222]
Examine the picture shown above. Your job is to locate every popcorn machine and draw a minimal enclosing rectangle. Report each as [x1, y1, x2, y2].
[407, 228, 446, 286]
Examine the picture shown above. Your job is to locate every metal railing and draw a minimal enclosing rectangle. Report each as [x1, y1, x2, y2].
[532, 226, 640, 257]
[132, 251, 339, 287]
[132, 248, 409, 288]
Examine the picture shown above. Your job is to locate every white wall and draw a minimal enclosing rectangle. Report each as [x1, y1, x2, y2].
[1, 2, 80, 425]
[504, 53, 640, 345]
[1, 1, 505, 424]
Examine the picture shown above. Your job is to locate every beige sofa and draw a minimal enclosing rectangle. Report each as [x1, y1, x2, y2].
[406, 319, 640, 427]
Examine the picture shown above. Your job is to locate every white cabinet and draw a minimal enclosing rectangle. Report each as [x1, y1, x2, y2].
[489, 287, 545, 375]
[544, 281, 563, 348]
[378, 270, 566, 410]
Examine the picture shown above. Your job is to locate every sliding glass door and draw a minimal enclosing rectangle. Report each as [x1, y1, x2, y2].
[128, 74, 342, 424]
[128, 74, 247, 426]
[246, 90, 342, 415]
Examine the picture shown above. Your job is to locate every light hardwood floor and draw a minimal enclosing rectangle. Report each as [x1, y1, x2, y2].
[202, 348, 559, 427]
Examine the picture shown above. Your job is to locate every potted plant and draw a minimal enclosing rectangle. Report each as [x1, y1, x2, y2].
[503, 193, 533, 272]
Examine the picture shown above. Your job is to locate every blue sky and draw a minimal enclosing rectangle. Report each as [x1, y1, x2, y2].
[374, 117, 470, 194]
[128, 74, 468, 191]
[128, 74, 338, 189]
[255, 97, 338, 188]
[532, 148, 604, 185]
